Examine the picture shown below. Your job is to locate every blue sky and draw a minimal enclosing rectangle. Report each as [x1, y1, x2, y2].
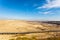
[0, 0, 60, 21]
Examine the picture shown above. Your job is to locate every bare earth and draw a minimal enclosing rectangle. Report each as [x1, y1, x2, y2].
[0, 20, 60, 40]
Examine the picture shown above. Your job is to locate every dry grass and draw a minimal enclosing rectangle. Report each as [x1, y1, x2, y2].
[0, 20, 60, 40]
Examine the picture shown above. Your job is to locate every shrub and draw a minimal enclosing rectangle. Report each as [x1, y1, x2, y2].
[9, 39, 15, 40]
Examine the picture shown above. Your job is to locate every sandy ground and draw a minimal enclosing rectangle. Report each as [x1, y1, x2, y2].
[0, 20, 44, 40]
[0, 34, 14, 40]
[0, 20, 60, 40]
[0, 20, 44, 32]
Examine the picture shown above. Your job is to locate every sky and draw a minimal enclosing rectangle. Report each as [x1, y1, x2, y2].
[0, 0, 60, 21]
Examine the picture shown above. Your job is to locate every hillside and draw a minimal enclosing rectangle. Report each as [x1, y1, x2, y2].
[0, 20, 45, 32]
[0, 20, 60, 40]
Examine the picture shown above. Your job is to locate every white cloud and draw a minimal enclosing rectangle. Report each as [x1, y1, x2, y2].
[37, 0, 60, 15]
[38, 11, 54, 14]
[38, 11, 50, 14]
[43, 11, 55, 14]
[43, 11, 50, 14]
[38, 0, 60, 9]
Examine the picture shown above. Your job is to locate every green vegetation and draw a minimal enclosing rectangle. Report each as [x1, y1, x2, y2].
[47, 37, 60, 40]
[9, 36, 60, 40]
[9, 34, 60, 40]
[9, 36, 37, 40]
[16, 37, 30, 40]
[39, 37, 60, 40]
[9, 38, 14, 40]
